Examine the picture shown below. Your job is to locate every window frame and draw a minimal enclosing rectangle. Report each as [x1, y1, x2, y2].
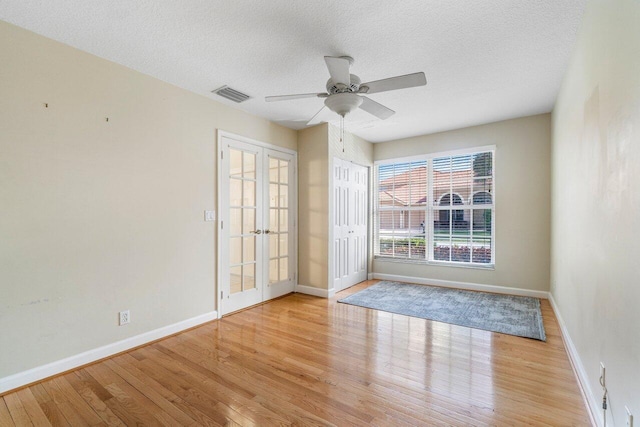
[374, 145, 496, 269]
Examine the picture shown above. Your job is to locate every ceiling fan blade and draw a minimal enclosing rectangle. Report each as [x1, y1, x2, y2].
[307, 106, 332, 126]
[265, 93, 326, 102]
[360, 72, 426, 94]
[359, 96, 395, 120]
[324, 56, 351, 87]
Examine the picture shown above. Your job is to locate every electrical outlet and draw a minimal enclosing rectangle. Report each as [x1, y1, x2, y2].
[626, 406, 634, 427]
[600, 362, 606, 386]
[119, 310, 130, 326]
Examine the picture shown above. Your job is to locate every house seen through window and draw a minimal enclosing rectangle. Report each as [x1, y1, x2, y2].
[375, 149, 494, 265]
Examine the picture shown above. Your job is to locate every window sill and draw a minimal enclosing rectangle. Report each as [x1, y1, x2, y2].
[374, 256, 495, 271]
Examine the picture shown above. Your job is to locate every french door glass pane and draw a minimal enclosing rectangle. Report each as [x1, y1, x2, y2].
[244, 263, 256, 290]
[279, 161, 288, 184]
[230, 178, 242, 206]
[242, 209, 255, 234]
[230, 149, 242, 176]
[270, 209, 278, 231]
[243, 237, 255, 263]
[269, 158, 279, 182]
[279, 210, 288, 232]
[243, 152, 255, 179]
[230, 266, 242, 294]
[243, 180, 255, 206]
[279, 234, 288, 257]
[230, 208, 242, 235]
[270, 184, 279, 207]
[230, 237, 242, 265]
[269, 259, 278, 284]
[269, 234, 278, 256]
[279, 184, 288, 207]
[279, 258, 288, 281]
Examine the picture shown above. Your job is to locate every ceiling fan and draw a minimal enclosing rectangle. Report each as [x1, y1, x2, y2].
[265, 56, 427, 125]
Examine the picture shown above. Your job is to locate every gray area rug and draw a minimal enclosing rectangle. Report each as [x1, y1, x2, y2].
[338, 281, 546, 341]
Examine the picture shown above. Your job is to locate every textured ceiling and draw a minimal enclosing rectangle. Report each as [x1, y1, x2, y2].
[0, 0, 586, 142]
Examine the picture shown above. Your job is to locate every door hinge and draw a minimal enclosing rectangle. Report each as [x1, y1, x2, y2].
[221, 151, 224, 159]
[221, 291, 223, 299]
[221, 220, 223, 229]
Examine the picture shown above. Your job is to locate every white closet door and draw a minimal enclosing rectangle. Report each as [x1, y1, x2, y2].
[333, 159, 350, 290]
[349, 163, 368, 286]
[333, 158, 368, 292]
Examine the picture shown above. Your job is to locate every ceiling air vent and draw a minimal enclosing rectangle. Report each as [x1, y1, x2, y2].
[211, 85, 251, 103]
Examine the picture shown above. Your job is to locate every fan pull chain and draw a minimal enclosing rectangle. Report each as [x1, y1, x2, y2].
[341, 116, 345, 153]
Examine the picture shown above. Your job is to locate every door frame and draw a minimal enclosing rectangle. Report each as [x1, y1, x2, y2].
[216, 130, 298, 317]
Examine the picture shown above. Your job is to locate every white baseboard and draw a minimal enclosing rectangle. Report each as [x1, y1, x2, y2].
[295, 284, 334, 298]
[372, 273, 549, 299]
[367, 273, 374, 280]
[0, 311, 217, 395]
[548, 294, 600, 427]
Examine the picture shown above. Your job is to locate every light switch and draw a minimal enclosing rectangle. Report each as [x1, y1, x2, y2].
[204, 210, 216, 221]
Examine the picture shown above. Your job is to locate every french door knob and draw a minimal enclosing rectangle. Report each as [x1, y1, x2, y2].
[250, 230, 262, 234]
[264, 229, 271, 234]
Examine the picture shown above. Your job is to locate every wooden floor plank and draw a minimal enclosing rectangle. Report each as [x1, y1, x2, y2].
[48, 376, 104, 426]
[0, 397, 17, 427]
[64, 370, 124, 427]
[102, 358, 197, 426]
[4, 392, 34, 426]
[30, 384, 70, 427]
[15, 388, 51, 427]
[110, 353, 220, 426]
[2, 280, 591, 426]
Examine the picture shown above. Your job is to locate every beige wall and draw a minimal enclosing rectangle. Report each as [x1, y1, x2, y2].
[551, 0, 640, 422]
[328, 124, 374, 167]
[373, 114, 551, 292]
[297, 125, 329, 290]
[0, 21, 296, 378]
[297, 124, 374, 291]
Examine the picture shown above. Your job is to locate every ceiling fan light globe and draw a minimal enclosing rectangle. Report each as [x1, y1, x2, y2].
[324, 93, 363, 117]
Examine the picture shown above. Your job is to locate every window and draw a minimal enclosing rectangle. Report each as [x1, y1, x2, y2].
[375, 148, 494, 266]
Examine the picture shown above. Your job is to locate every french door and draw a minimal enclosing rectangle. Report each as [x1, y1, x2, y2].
[333, 158, 368, 292]
[218, 134, 296, 315]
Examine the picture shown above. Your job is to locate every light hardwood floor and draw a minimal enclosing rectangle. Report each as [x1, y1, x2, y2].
[1, 280, 590, 426]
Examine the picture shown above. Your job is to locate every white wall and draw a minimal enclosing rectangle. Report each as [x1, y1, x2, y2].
[0, 20, 296, 380]
[551, 0, 640, 424]
[373, 114, 552, 293]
